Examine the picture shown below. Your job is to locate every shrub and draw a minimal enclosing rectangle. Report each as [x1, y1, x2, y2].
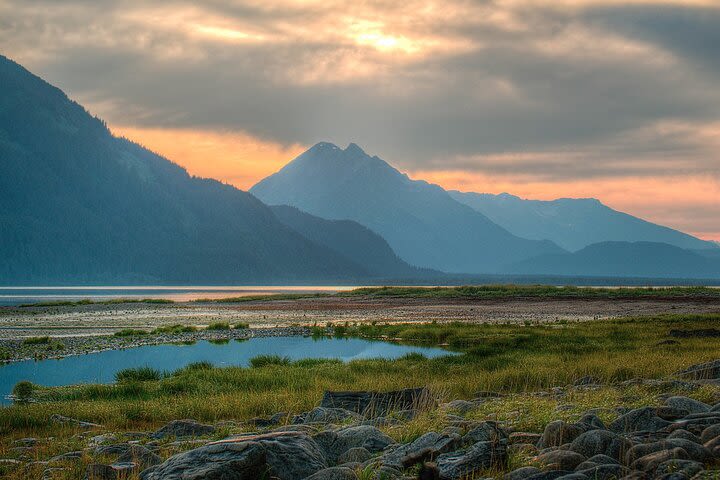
[113, 329, 148, 337]
[249, 355, 291, 368]
[22, 336, 50, 345]
[12, 381, 34, 403]
[47, 341, 65, 351]
[115, 366, 161, 382]
[208, 338, 229, 345]
[206, 322, 230, 331]
[153, 324, 196, 334]
[234, 322, 250, 329]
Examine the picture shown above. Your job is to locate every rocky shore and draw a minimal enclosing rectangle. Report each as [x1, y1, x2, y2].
[5, 360, 719, 480]
[0, 326, 312, 363]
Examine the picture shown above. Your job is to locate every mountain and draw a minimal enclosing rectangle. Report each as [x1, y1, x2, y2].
[507, 241, 720, 279]
[269, 205, 427, 278]
[0, 55, 397, 284]
[449, 191, 715, 252]
[251, 143, 564, 273]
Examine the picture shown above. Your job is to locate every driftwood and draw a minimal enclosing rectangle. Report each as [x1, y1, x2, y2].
[320, 387, 435, 416]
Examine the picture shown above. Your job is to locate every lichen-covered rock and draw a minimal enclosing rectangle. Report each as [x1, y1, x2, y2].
[337, 447, 371, 464]
[436, 440, 506, 479]
[463, 422, 508, 445]
[609, 407, 671, 433]
[305, 466, 359, 480]
[676, 359, 720, 380]
[540, 421, 586, 448]
[630, 447, 689, 473]
[150, 419, 216, 439]
[140, 431, 327, 480]
[300, 407, 363, 424]
[536, 450, 586, 470]
[381, 431, 461, 469]
[568, 429, 632, 460]
[665, 396, 710, 415]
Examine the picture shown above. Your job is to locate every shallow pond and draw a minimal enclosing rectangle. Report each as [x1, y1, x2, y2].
[0, 336, 455, 405]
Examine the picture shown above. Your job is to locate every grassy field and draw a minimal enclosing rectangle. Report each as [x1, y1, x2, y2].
[1, 313, 719, 479]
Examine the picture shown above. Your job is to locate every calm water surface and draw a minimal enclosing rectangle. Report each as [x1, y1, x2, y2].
[0, 286, 360, 306]
[0, 336, 455, 405]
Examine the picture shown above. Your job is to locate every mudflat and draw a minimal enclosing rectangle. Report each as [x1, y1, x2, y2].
[3, 293, 720, 339]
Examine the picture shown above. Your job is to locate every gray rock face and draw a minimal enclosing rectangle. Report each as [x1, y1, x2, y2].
[337, 447, 371, 464]
[665, 396, 710, 414]
[609, 407, 671, 433]
[151, 419, 216, 439]
[320, 387, 435, 416]
[540, 421, 586, 447]
[382, 432, 461, 469]
[140, 431, 327, 480]
[313, 425, 394, 464]
[536, 450, 586, 470]
[568, 429, 632, 460]
[436, 440, 506, 479]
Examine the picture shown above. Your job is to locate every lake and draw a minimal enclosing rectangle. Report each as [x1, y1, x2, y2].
[0, 286, 361, 306]
[0, 336, 455, 405]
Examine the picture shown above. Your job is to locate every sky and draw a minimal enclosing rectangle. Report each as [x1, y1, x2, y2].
[1, 0, 719, 240]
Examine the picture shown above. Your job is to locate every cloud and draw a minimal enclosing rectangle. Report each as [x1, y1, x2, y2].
[1, 0, 719, 237]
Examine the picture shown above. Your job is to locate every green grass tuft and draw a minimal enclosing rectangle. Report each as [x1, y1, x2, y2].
[249, 354, 291, 368]
[114, 366, 162, 383]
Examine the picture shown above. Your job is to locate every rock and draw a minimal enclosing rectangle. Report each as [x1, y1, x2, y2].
[509, 432, 542, 445]
[609, 407, 671, 433]
[140, 431, 327, 480]
[116, 445, 162, 469]
[525, 471, 577, 479]
[574, 454, 619, 470]
[441, 400, 476, 414]
[536, 450, 586, 470]
[676, 359, 720, 380]
[655, 459, 704, 478]
[575, 464, 628, 479]
[656, 405, 690, 421]
[463, 422, 508, 445]
[700, 424, 720, 443]
[305, 466, 358, 480]
[337, 447, 371, 464]
[320, 387, 435, 416]
[667, 429, 702, 443]
[665, 396, 711, 414]
[382, 432, 461, 469]
[504, 466, 542, 479]
[87, 463, 138, 480]
[419, 462, 441, 480]
[631, 447, 689, 473]
[627, 439, 712, 465]
[88, 434, 118, 447]
[436, 440, 506, 479]
[540, 421, 586, 448]
[301, 407, 363, 424]
[577, 414, 605, 430]
[315, 425, 394, 464]
[150, 419, 215, 439]
[568, 429, 632, 460]
[48, 451, 83, 463]
[50, 414, 101, 429]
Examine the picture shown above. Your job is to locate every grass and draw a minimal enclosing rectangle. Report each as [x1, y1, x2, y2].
[152, 324, 196, 334]
[234, 322, 250, 329]
[1, 313, 718, 479]
[113, 328, 149, 337]
[343, 285, 720, 299]
[115, 367, 162, 383]
[21, 336, 50, 345]
[205, 322, 230, 331]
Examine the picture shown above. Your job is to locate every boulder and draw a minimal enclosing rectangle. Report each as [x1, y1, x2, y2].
[140, 431, 327, 480]
[49, 414, 101, 429]
[509, 432, 542, 445]
[436, 440, 507, 479]
[577, 414, 605, 430]
[463, 422, 508, 445]
[574, 454, 619, 470]
[630, 447, 689, 473]
[314, 425, 394, 464]
[609, 407, 671, 433]
[116, 445, 162, 469]
[701, 424, 720, 444]
[320, 387, 435, 416]
[87, 463, 137, 480]
[655, 459, 704, 478]
[441, 400, 476, 415]
[337, 447, 371, 464]
[667, 429, 702, 443]
[575, 464, 628, 479]
[382, 432, 461, 469]
[305, 466, 358, 480]
[536, 450, 586, 470]
[151, 419, 215, 439]
[504, 466, 542, 479]
[676, 359, 720, 380]
[540, 421, 585, 448]
[626, 439, 712, 465]
[568, 429, 632, 460]
[300, 407, 363, 424]
[665, 396, 711, 414]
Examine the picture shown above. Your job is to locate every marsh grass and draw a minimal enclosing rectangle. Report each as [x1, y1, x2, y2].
[1, 313, 719, 449]
[113, 329, 148, 337]
[206, 322, 230, 331]
[115, 367, 162, 383]
[21, 336, 50, 345]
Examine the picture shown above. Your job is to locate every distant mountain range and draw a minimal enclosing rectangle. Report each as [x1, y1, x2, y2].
[449, 191, 715, 252]
[0, 55, 416, 284]
[2, 54, 718, 282]
[251, 143, 564, 273]
[507, 242, 720, 279]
